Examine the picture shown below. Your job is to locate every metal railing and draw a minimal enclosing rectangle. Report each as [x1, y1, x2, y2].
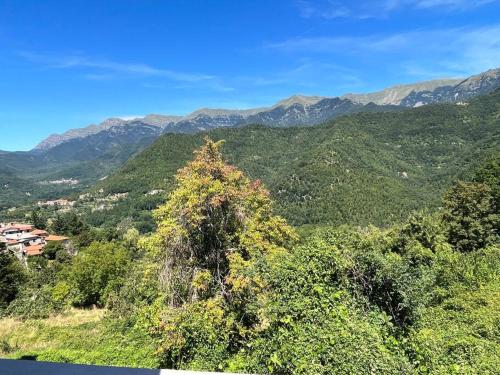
[0, 359, 250, 375]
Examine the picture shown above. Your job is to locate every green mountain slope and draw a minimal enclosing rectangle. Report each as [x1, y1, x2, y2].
[88, 90, 500, 229]
[0, 125, 160, 210]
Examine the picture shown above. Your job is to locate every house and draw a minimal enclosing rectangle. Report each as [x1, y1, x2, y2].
[5, 232, 43, 245]
[0, 223, 34, 236]
[31, 229, 49, 237]
[23, 244, 44, 257]
[45, 235, 70, 243]
[38, 199, 75, 207]
[4, 232, 45, 258]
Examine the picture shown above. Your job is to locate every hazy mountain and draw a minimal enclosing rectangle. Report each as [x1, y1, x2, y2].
[31, 68, 500, 154]
[34, 115, 182, 151]
[0, 123, 163, 209]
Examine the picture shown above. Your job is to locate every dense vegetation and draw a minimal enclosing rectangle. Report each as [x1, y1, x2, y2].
[83, 89, 500, 231]
[1, 138, 498, 373]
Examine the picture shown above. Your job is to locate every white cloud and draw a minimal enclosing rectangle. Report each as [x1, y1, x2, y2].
[294, 0, 499, 20]
[264, 24, 500, 78]
[410, 0, 497, 10]
[235, 60, 363, 94]
[19, 52, 214, 83]
[295, 0, 351, 19]
[17, 51, 237, 93]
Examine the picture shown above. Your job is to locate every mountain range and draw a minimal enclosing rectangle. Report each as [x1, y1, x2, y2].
[82, 87, 500, 230]
[32, 68, 500, 151]
[0, 67, 499, 210]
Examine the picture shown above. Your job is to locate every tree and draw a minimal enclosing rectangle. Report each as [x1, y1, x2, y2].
[43, 241, 65, 260]
[443, 181, 499, 252]
[472, 156, 500, 212]
[144, 137, 297, 307]
[0, 251, 26, 310]
[30, 207, 47, 230]
[50, 212, 86, 236]
[66, 242, 130, 307]
[142, 138, 297, 368]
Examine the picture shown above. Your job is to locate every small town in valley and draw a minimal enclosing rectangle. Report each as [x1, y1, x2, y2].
[0, 222, 69, 264]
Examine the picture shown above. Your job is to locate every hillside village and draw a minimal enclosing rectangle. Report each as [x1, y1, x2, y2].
[0, 222, 69, 264]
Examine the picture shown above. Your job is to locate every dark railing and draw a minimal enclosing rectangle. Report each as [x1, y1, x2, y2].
[0, 359, 248, 375]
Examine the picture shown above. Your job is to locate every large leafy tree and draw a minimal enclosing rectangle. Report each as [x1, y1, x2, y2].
[144, 138, 297, 307]
[142, 138, 297, 368]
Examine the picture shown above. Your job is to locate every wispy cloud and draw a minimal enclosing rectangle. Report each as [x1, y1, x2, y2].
[294, 0, 498, 20]
[18, 51, 223, 85]
[235, 60, 363, 94]
[264, 24, 500, 78]
[264, 34, 412, 54]
[295, 0, 351, 19]
[410, 0, 497, 10]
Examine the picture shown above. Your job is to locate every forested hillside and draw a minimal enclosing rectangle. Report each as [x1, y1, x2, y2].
[0, 126, 160, 209]
[1, 139, 498, 373]
[88, 89, 500, 230]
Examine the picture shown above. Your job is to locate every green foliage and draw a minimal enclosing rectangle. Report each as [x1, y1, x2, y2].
[51, 212, 87, 236]
[231, 230, 412, 374]
[65, 242, 131, 307]
[157, 298, 236, 371]
[30, 207, 48, 230]
[408, 252, 500, 374]
[43, 241, 65, 260]
[443, 181, 499, 252]
[472, 154, 500, 206]
[0, 252, 26, 311]
[6, 252, 68, 319]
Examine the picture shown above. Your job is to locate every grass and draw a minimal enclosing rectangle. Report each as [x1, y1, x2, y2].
[0, 308, 159, 368]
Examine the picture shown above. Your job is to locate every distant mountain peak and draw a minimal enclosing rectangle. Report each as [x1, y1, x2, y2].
[453, 68, 500, 91]
[274, 94, 326, 109]
[33, 115, 180, 151]
[186, 107, 264, 119]
[342, 78, 463, 105]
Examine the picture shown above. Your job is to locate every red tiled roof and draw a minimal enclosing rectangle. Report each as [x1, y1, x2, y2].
[17, 225, 34, 230]
[45, 235, 69, 241]
[31, 229, 49, 236]
[24, 244, 44, 256]
[1, 224, 34, 232]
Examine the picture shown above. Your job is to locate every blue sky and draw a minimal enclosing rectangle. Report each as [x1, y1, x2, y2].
[1, 0, 499, 151]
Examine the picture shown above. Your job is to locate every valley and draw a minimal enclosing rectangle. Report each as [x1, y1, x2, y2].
[1, 67, 499, 375]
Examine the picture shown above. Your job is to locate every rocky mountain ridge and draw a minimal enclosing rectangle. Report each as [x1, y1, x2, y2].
[32, 68, 500, 152]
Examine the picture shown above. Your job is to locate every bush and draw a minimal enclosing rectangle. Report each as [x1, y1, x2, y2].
[65, 242, 130, 307]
